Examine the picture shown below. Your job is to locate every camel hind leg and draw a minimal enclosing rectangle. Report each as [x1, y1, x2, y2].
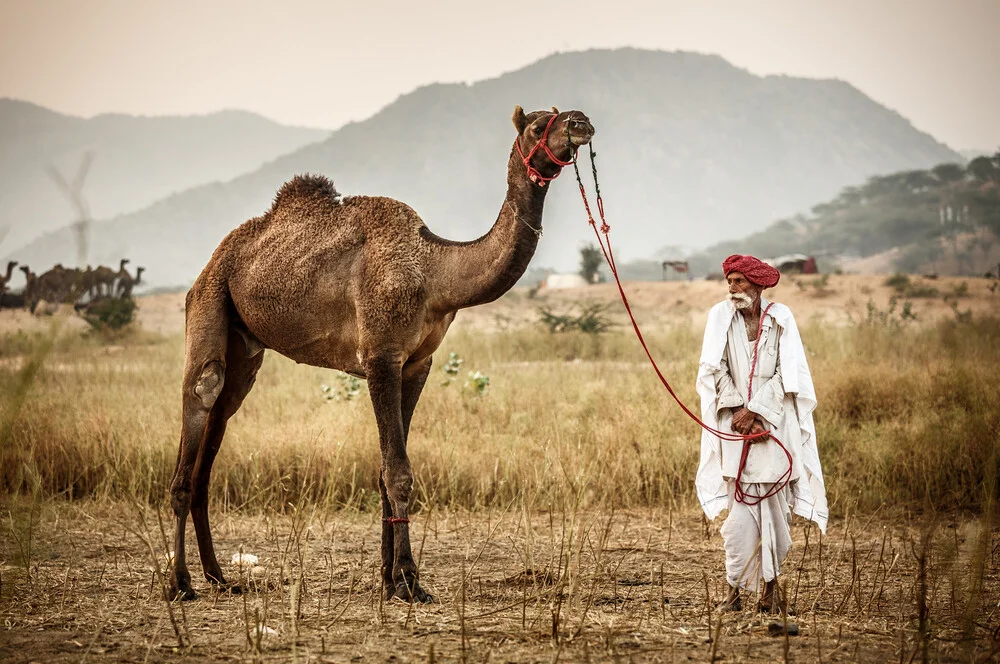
[168, 286, 230, 600]
[191, 326, 265, 589]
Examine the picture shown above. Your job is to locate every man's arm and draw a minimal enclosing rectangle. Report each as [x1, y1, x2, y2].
[747, 349, 784, 429]
[714, 350, 756, 434]
[714, 351, 744, 411]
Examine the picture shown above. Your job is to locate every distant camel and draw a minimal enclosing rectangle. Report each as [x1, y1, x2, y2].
[90, 260, 128, 298]
[19, 266, 37, 312]
[116, 266, 144, 299]
[0, 261, 18, 301]
[166, 105, 595, 602]
[35, 264, 84, 305]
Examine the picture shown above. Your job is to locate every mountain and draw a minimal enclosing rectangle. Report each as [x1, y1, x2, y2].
[0, 99, 328, 253]
[8, 49, 961, 289]
[684, 154, 1000, 277]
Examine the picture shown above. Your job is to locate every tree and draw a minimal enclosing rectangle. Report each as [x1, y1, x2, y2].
[932, 163, 966, 184]
[579, 244, 603, 284]
[967, 156, 999, 183]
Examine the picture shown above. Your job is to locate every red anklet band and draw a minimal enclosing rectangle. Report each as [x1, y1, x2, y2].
[383, 517, 409, 525]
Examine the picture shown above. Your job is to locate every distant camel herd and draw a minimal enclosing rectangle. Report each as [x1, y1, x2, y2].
[0, 259, 144, 314]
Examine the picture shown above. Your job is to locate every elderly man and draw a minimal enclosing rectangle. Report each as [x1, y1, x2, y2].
[695, 254, 828, 612]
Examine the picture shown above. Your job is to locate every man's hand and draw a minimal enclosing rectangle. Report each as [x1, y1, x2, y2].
[731, 407, 756, 435]
[748, 419, 770, 443]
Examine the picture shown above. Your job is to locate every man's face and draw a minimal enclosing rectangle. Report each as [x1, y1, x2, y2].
[726, 271, 761, 310]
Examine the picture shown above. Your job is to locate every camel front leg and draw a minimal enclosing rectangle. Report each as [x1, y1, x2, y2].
[365, 353, 433, 603]
[379, 358, 433, 598]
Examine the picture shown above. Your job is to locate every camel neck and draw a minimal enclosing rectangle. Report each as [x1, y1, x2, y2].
[428, 148, 548, 311]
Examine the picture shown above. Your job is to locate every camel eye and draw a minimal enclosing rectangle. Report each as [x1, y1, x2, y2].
[531, 123, 545, 136]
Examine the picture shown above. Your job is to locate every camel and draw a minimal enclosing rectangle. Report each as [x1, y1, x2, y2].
[167, 105, 595, 602]
[90, 260, 128, 298]
[0, 261, 17, 301]
[116, 265, 144, 299]
[19, 266, 36, 312]
[35, 264, 86, 305]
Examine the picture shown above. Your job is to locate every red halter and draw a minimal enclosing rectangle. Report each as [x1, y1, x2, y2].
[515, 114, 575, 187]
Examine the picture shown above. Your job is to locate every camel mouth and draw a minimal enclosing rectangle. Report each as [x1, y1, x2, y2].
[566, 118, 594, 146]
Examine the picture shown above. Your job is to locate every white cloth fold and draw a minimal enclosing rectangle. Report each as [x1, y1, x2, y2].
[695, 298, 829, 533]
[721, 482, 792, 591]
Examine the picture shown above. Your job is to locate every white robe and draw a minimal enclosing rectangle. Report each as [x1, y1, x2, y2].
[695, 299, 828, 590]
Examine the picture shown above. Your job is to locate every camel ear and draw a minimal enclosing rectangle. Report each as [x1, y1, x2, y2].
[551, 106, 559, 114]
[512, 105, 527, 134]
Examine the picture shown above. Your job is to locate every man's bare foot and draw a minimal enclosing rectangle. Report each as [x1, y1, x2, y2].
[758, 580, 780, 614]
[717, 587, 742, 612]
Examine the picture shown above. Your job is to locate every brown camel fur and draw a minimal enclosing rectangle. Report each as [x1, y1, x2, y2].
[168, 106, 594, 602]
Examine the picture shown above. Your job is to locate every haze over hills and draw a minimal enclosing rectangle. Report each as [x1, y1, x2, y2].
[8, 49, 961, 288]
[0, 99, 328, 253]
[682, 153, 1000, 278]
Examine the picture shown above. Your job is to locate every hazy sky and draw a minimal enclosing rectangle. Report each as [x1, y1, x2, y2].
[1, 0, 997, 151]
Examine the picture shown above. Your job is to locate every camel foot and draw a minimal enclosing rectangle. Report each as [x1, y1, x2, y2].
[392, 577, 433, 604]
[165, 578, 199, 602]
[211, 580, 244, 596]
[206, 570, 242, 595]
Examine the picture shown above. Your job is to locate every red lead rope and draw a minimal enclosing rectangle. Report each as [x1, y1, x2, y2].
[733, 303, 794, 505]
[570, 144, 792, 505]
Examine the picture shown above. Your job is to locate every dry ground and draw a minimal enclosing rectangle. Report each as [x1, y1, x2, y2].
[2, 502, 997, 663]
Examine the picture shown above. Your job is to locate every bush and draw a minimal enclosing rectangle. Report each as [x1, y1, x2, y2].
[79, 296, 137, 332]
[884, 273, 911, 290]
[884, 272, 939, 298]
[537, 303, 613, 334]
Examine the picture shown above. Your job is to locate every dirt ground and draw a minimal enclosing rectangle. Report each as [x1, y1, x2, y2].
[1, 274, 997, 337]
[1, 503, 997, 663]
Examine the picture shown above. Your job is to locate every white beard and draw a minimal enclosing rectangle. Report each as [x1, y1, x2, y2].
[728, 292, 753, 310]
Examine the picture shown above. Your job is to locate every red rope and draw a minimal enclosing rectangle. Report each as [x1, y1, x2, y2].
[383, 517, 409, 525]
[571, 145, 792, 504]
[733, 303, 793, 505]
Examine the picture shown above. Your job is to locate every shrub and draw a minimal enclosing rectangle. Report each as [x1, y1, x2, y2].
[79, 296, 137, 332]
[884, 273, 911, 290]
[537, 303, 613, 334]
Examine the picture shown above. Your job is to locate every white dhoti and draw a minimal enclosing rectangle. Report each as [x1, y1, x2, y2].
[720, 482, 792, 592]
[695, 298, 829, 593]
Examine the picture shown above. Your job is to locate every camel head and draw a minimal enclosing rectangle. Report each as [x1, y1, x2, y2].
[120, 258, 130, 271]
[512, 105, 595, 187]
[136, 267, 145, 283]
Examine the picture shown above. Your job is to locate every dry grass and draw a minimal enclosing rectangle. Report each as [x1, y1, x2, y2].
[0, 315, 998, 515]
[1, 282, 999, 661]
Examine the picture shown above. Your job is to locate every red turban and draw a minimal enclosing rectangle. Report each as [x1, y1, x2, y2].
[722, 254, 780, 289]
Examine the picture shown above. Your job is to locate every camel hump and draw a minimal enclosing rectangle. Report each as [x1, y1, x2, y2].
[271, 174, 342, 211]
